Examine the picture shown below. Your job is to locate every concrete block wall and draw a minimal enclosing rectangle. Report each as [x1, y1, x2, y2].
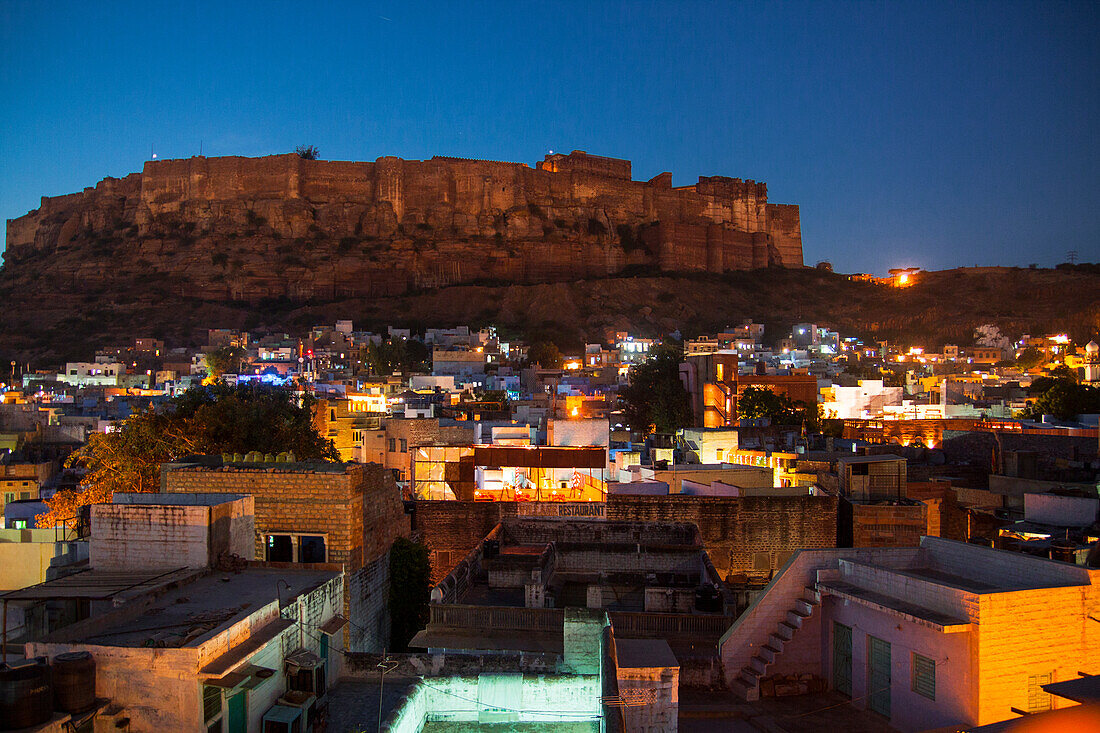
[412, 501, 504, 583]
[618, 665, 679, 733]
[349, 551, 392, 652]
[975, 583, 1100, 725]
[91, 504, 212, 571]
[921, 536, 1092, 590]
[838, 560, 977, 621]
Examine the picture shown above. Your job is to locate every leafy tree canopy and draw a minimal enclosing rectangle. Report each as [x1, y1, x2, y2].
[1014, 347, 1045, 370]
[204, 345, 247, 378]
[738, 386, 822, 432]
[40, 384, 337, 526]
[1019, 378, 1100, 421]
[365, 337, 430, 375]
[527, 341, 563, 369]
[618, 342, 692, 434]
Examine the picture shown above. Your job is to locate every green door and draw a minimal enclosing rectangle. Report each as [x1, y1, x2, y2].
[832, 623, 852, 696]
[868, 635, 891, 718]
[226, 690, 247, 733]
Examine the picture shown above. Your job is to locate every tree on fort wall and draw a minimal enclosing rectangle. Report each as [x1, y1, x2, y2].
[39, 384, 338, 527]
[294, 144, 320, 160]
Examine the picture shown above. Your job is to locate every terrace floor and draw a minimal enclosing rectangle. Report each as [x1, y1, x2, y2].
[679, 689, 898, 733]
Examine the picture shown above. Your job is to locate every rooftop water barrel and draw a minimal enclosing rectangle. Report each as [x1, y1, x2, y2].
[52, 651, 96, 713]
[0, 658, 53, 730]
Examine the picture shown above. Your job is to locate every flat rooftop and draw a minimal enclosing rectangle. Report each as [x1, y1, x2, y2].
[41, 567, 338, 648]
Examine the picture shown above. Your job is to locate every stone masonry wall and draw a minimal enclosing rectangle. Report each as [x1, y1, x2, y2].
[607, 494, 838, 581]
[6, 151, 804, 304]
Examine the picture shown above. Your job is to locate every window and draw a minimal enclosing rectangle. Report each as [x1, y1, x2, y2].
[1027, 673, 1052, 713]
[298, 535, 326, 563]
[399, 439, 407, 452]
[265, 534, 294, 563]
[203, 684, 222, 725]
[912, 653, 935, 700]
[329, 408, 336, 421]
[352, 430, 363, 443]
[388, 438, 396, 452]
[267, 534, 327, 564]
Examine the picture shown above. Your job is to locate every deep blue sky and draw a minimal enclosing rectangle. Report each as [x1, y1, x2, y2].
[2, 1, 1098, 273]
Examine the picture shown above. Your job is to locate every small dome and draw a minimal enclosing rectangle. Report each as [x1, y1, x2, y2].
[1087, 340, 1100, 354]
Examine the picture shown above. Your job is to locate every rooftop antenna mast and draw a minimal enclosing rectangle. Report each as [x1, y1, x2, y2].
[1067, 250, 1078, 265]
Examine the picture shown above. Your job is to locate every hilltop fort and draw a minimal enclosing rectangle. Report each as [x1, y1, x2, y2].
[4, 150, 802, 301]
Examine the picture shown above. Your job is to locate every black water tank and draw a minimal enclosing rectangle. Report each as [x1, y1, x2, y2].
[694, 585, 722, 613]
[52, 651, 96, 714]
[483, 539, 500, 558]
[0, 658, 52, 730]
[1050, 541, 1077, 565]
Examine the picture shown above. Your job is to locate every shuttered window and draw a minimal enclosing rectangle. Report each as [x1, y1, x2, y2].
[1027, 673, 1052, 712]
[203, 685, 222, 722]
[912, 653, 935, 700]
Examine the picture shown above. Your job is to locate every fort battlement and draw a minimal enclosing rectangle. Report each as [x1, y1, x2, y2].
[4, 150, 803, 302]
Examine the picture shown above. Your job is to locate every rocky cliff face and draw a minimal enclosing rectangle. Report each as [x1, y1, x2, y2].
[3, 150, 802, 302]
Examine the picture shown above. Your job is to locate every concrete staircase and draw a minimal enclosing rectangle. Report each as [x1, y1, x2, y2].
[730, 586, 820, 701]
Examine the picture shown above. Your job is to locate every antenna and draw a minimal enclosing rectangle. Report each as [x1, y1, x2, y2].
[1066, 250, 1078, 265]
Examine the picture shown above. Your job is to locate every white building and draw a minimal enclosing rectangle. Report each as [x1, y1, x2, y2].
[721, 537, 1100, 732]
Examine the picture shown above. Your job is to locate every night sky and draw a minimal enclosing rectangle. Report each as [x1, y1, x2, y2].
[2, 0, 1097, 273]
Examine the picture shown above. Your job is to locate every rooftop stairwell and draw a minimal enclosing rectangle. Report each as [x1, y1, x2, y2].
[730, 586, 820, 701]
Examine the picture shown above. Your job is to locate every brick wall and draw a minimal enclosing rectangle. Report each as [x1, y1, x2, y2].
[164, 462, 408, 570]
[411, 501, 503, 583]
[606, 494, 838, 581]
[850, 501, 927, 548]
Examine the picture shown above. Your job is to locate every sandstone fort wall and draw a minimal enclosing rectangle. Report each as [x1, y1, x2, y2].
[5, 150, 804, 300]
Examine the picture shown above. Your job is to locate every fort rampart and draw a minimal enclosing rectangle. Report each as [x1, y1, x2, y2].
[5, 150, 803, 300]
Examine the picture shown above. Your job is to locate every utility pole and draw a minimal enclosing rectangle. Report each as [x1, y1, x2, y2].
[377, 652, 399, 731]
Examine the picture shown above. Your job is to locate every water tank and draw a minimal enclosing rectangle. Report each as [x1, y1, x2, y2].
[694, 584, 723, 613]
[51, 651, 96, 713]
[0, 658, 53, 730]
[1050, 541, 1077, 564]
[482, 539, 500, 558]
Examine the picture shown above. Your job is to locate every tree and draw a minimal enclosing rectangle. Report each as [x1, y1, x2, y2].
[1014, 347, 1045, 370]
[737, 386, 821, 432]
[364, 337, 430, 375]
[294, 144, 319, 160]
[527, 341, 563, 369]
[618, 343, 692, 434]
[388, 537, 431, 651]
[1019, 379, 1100, 421]
[204, 346, 247, 378]
[39, 384, 337, 527]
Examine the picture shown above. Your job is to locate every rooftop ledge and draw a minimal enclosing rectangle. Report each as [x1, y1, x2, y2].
[817, 580, 973, 633]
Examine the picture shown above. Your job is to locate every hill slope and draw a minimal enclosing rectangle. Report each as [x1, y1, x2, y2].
[1, 264, 1097, 365]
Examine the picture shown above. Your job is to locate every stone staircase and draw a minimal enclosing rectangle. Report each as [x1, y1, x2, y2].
[730, 586, 820, 701]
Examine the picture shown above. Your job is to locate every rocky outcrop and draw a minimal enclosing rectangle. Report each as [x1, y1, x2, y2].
[3, 150, 803, 302]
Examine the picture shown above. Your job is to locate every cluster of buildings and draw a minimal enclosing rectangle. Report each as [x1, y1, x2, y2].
[0, 318, 1098, 732]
